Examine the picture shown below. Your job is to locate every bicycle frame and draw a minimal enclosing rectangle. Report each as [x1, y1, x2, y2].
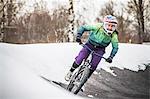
[81, 43, 107, 60]
[67, 43, 106, 94]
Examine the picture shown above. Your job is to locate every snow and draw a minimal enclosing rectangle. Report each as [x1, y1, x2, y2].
[87, 94, 94, 98]
[0, 43, 85, 99]
[103, 43, 150, 72]
[0, 42, 150, 99]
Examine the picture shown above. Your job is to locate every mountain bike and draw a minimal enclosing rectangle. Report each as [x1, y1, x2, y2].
[67, 43, 106, 94]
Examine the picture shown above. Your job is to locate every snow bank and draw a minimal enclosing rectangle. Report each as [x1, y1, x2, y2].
[0, 43, 85, 99]
[0, 42, 150, 99]
[101, 43, 150, 72]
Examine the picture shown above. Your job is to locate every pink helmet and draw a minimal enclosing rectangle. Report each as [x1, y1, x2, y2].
[103, 15, 118, 35]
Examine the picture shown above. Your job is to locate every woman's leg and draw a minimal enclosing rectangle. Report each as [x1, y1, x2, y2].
[65, 45, 91, 81]
[70, 46, 90, 72]
[75, 47, 90, 65]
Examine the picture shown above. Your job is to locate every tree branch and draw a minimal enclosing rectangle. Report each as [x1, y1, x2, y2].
[0, 0, 9, 13]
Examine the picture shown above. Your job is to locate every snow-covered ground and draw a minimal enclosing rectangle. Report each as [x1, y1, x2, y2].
[0, 42, 150, 99]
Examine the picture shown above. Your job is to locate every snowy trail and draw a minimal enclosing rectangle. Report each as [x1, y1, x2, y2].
[0, 43, 85, 99]
[0, 43, 150, 99]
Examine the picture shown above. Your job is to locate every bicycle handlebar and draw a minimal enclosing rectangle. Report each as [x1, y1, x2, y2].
[79, 43, 107, 60]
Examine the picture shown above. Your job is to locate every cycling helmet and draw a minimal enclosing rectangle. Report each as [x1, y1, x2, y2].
[103, 15, 118, 35]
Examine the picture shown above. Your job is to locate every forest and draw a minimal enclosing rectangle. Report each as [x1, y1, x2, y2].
[0, 0, 150, 44]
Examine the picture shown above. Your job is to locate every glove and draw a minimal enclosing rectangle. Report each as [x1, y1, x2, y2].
[106, 57, 113, 63]
[76, 36, 82, 44]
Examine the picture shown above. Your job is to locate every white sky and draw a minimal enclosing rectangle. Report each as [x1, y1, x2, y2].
[22, 0, 128, 10]
[18, 0, 129, 24]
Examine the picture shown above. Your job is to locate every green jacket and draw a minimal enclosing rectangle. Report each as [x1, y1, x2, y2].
[77, 23, 119, 58]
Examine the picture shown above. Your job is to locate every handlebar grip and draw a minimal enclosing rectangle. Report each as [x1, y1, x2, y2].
[79, 42, 83, 45]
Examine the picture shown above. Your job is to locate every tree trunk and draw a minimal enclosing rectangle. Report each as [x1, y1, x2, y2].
[137, 0, 144, 44]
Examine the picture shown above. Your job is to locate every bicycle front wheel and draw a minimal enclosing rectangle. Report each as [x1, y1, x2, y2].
[72, 67, 90, 94]
[67, 71, 78, 91]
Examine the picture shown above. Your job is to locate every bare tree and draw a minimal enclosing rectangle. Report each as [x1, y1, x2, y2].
[49, 6, 69, 43]
[100, 0, 115, 17]
[126, 0, 150, 43]
[14, 3, 69, 43]
[0, 0, 8, 41]
[4, 0, 24, 26]
[116, 7, 132, 43]
[0, 0, 24, 42]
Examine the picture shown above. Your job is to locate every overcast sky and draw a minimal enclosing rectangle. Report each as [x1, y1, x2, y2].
[21, 0, 128, 12]
[19, 0, 129, 24]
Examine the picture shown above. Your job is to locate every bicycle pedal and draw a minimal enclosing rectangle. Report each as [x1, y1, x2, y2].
[81, 85, 85, 92]
[80, 88, 84, 92]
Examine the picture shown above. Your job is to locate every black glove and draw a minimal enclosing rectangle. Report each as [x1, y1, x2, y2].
[106, 57, 113, 63]
[76, 36, 82, 44]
